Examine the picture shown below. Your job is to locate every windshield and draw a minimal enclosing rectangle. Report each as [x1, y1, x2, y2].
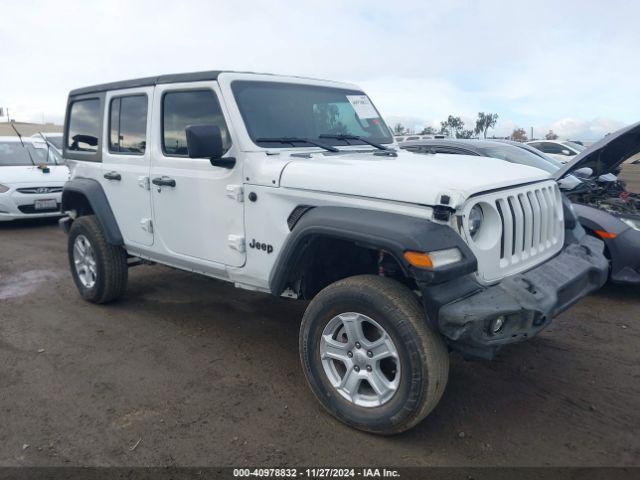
[29, 143, 62, 164]
[0, 142, 34, 166]
[477, 145, 560, 174]
[232, 81, 393, 148]
[47, 136, 63, 150]
[563, 141, 586, 152]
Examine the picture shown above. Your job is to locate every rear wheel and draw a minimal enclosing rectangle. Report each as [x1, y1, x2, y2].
[68, 215, 128, 303]
[299, 275, 449, 434]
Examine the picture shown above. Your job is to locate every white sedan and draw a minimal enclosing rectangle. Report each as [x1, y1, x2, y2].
[0, 136, 69, 221]
[526, 140, 586, 163]
[31, 132, 64, 153]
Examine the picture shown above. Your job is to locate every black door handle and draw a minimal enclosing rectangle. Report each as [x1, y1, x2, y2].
[152, 176, 176, 188]
[103, 171, 121, 181]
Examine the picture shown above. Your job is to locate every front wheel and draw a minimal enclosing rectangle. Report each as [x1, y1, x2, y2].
[299, 275, 449, 434]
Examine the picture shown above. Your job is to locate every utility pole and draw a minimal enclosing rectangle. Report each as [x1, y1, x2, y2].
[530, 127, 533, 140]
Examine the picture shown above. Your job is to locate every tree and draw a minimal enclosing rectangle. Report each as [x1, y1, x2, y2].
[420, 125, 436, 135]
[474, 112, 499, 139]
[393, 123, 406, 135]
[510, 128, 528, 142]
[545, 130, 558, 140]
[440, 115, 464, 137]
[457, 129, 475, 139]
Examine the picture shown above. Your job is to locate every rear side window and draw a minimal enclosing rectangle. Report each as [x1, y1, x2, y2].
[162, 90, 231, 157]
[67, 99, 101, 152]
[109, 95, 148, 154]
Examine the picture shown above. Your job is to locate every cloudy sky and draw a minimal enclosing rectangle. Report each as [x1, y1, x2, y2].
[1, 0, 638, 140]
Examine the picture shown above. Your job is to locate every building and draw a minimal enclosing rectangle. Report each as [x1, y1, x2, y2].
[0, 121, 63, 137]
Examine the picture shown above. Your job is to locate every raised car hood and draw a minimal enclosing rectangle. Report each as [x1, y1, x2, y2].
[280, 150, 550, 208]
[554, 120, 640, 180]
[0, 165, 70, 185]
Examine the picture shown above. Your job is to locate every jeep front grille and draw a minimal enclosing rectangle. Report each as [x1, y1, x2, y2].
[463, 181, 564, 283]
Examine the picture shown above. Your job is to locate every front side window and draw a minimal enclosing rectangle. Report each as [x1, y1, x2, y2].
[67, 99, 100, 152]
[162, 90, 231, 156]
[232, 81, 392, 148]
[109, 95, 148, 154]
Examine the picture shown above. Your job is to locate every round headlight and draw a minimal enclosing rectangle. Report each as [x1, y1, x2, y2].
[468, 204, 484, 239]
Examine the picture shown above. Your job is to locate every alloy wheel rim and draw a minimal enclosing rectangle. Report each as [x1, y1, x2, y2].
[73, 234, 97, 289]
[320, 312, 401, 407]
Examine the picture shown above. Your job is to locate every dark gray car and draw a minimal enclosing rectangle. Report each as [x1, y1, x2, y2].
[399, 132, 640, 285]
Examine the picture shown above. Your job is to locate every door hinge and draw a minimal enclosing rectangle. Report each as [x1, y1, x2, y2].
[138, 176, 150, 190]
[140, 218, 153, 233]
[228, 234, 245, 253]
[226, 184, 244, 202]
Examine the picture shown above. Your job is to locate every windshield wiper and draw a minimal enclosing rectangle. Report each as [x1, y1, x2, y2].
[9, 122, 35, 165]
[256, 137, 339, 153]
[37, 132, 59, 165]
[319, 134, 388, 151]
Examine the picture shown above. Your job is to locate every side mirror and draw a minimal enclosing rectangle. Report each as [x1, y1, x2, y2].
[573, 167, 593, 178]
[598, 173, 617, 183]
[185, 124, 235, 168]
[558, 176, 581, 191]
[561, 149, 574, 156]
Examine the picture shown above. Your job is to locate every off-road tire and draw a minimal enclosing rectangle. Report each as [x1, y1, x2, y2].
[68, 215, 128, 304]
[299, 274, 449, 434]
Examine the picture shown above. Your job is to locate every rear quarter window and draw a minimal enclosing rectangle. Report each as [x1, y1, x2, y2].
[65, 94, 104, 162]
[67, 99, 101, 152]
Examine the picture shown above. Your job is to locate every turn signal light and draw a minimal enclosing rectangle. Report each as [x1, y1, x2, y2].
[404, 248, 463, 269]
[404, 251, 434, 268]
[595, 230, 617, 239]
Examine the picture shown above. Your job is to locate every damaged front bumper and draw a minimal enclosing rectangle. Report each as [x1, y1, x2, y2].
[421, 235, 609, 359]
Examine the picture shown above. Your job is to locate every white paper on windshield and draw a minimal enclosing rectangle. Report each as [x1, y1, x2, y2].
[347, 95, 378, 119]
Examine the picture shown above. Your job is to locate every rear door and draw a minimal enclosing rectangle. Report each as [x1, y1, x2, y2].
[100, 88, 154, 247]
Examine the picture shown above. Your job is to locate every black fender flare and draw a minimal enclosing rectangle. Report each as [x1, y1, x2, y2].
[269, 206, 477, 296]
[61, 178, 123, 245]
[573, 203, 630, 237]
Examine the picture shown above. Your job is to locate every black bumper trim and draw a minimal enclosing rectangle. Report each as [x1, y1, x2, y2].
[421, 235, 609, 359]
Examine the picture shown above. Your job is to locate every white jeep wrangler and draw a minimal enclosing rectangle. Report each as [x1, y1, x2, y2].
[60, 71, 608, 434]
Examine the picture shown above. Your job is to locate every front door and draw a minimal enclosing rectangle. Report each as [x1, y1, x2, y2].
[149, 82, 245, 267]
[100, 87, 154, 246]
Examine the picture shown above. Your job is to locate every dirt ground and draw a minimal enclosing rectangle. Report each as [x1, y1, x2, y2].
[0, 219, 638, 467]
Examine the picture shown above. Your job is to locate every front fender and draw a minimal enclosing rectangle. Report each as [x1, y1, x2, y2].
[269, 206, 477, 295]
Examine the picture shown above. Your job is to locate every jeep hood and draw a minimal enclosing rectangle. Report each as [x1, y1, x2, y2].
[279, 150, 550, 208]
[554, 121, 640, 180]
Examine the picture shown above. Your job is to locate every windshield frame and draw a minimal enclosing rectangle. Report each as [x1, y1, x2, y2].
[230, 80, 393, 149]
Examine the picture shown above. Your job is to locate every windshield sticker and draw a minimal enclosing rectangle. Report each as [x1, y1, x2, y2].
[347, 95, 378, 119]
